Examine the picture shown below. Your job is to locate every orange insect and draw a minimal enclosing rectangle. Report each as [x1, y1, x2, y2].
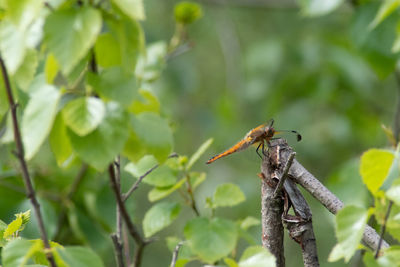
[206, 119, 301, 164]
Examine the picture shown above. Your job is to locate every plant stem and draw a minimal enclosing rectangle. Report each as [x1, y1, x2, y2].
[0, 56, 57, 267]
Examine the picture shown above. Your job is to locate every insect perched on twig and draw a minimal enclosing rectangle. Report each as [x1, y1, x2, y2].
[206, 119, 301, 164]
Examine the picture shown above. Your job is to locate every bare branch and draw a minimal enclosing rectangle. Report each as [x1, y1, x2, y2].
[111, 233, 125, 267]
[260, 149, 285, 267]
[0, 56, 57, 267]
[108, 164, 148, 267]
[169, 241, 184, 267]
[273, 152, 296, 198]
[263, 139, 391, 251]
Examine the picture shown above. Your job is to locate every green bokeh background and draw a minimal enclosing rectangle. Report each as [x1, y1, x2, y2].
[0, 0, 397, 266]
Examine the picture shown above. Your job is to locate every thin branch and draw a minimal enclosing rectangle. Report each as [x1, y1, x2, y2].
[185, 174, 200, 216]
[375, 201, 393, 258]
[170, 241, 184, 267]
[111, 233, 125, 267]
[108, 164, 148, 267]
[122, 164, 159, 202]
[122, 153, 179, 201]
[273, 152, 296, 198]
[113, 157, 125, 267]
[0, 56, 57, 267]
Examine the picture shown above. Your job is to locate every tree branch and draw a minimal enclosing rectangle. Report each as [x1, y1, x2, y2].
[283, 178, 319, 267]
[263, 139, 391, 251]
[0, 57, 57, 266]
[260, 145, 285, 267]
[108, 164, 149, 267]
[111, 233, 125, 267]
[169, 241, 184, 267]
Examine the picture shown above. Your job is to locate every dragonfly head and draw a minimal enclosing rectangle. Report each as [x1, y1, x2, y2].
[265, 126, 275, 138]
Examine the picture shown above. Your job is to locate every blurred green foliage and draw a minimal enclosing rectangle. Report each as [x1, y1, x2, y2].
[1, 0, 400, 266]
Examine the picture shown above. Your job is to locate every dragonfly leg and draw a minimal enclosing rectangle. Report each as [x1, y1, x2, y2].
[262, 142, 268, 156]
[256, 143, 263, 159]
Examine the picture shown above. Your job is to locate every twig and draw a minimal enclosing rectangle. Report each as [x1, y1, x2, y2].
[170, 241, 184, 267]
[111, 233, 125, 267]
[185, 174, 200, 216]
[0, 56, 57, 266]
[260, 149, 285, 267]
[375, 201, 393, 258]
[108, 164, 148, 267]
[122, 153, 179, 201]
[273, 152, 296, 198]
[283, 178, 319, 267]
[122, 164, 159, 202]
[112, 156, 125, 267]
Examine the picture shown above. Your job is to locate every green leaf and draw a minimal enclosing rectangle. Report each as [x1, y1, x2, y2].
[44, 53, 59, 84]
[44, 7, 101, 74]
[14, 48, 38, 91]
[184, 217, 238, 263]
[2, 239, 38, 266]
[148, 178, 186, 202]
[4, 0, 43, 30]
[129, 89, 160, 114]
[62, 97, 105, 136]
[135, 42, 167, 82]
[106, 14, 144, 73]
[363, 251, 380, 267]
[174, 1, 203, 24]
[298, 0, 343, 17]
[22, 78, 61, 160]
[88, 67, 137, 106]
[377, 246, 400, 266]
[0, 20, 26, 74]
[240, 216, 260, 230]
[239, 246, 276, 267]
[381, 145, 400, 191]
[186, 138, 213, 170]
[225, 258, 239, 267]
[386, 179, 400, 205]
[68, 102, 130, 171]
[111, 0, 145, 21]
[328, 205, 368, 262]
[370, 0, 400, 29]
[94, 33, 121, 68]
[143, 201, 181, 237]
[360, 149, 394, 195]
[50, 114, 74, 167]
[57, 246, 105, 267]
[213, 183, 246, 208]
[3, 216, 22, 239]
[131, 112, 173, 163]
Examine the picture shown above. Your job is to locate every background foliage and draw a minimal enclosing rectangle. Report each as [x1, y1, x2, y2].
[0, 0, 400, 266]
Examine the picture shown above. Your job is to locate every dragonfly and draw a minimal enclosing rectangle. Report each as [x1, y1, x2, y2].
[206, 119, 301, 164]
